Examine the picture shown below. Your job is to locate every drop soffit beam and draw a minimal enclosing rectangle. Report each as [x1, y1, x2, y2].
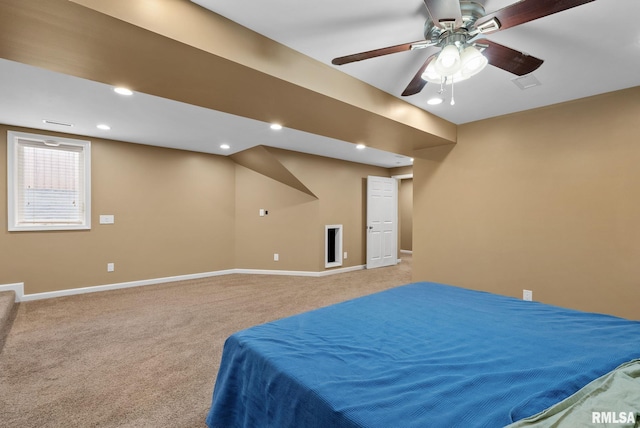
[70, 0, 457, 147]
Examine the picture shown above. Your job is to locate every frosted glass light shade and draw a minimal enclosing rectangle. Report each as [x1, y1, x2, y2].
[422, 60, 470, 85]
[421, 60, 442, 83]
[434, 44, 461, 77]
[421, 44, 488, 85]
[460, 46, 488, 78]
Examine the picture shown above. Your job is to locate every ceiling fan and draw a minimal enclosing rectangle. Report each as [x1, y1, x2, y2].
[332, 0, 596, 98]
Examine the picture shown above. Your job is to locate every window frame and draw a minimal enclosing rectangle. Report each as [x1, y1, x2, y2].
[7, 131, 91, 232]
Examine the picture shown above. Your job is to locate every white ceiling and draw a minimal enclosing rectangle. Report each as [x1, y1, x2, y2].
[194, 0, 640, 124]
[1, 0, 639, 168]
[0, 59, 413, 168]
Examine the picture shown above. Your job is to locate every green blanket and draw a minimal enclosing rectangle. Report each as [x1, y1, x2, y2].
[507, 359, 640, 428]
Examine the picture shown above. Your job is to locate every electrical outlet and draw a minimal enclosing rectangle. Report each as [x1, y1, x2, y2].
[107, 262, 115, 272]
[274, 253, 279, 262]
[523, 289, 532, 301]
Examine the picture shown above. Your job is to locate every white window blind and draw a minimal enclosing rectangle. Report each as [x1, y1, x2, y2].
[8, 131, 91, 231]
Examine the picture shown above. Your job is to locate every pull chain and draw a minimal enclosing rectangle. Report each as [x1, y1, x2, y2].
[450, 77, 455, 106]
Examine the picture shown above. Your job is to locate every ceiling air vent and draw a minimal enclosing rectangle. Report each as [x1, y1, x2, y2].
[512, 74, 541, 90]
[42, 119, 73, 127]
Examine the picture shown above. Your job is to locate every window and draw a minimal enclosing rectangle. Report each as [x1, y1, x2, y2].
[7, 131, 91, 231]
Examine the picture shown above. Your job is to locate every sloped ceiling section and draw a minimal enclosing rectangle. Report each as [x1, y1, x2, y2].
[231, 146, 317, 198]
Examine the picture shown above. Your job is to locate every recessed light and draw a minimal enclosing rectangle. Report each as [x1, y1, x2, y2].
[114, 87, 133, 96]
[220, 143, 230, 150]
[270, 123, 283, 130]
[356, 144, 366, 150]
[97, 124, 111, 130]
[427, 97, 443, 105]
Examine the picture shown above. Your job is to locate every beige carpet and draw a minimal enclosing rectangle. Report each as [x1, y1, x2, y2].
[0, 256, 411, 427]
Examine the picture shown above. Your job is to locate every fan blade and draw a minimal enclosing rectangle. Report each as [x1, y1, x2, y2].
[401, 54, 437, 97]
[475, 0, 596, 33]
[481, 40, 543, 76]
[332, 40, 426, 66]
[423, 0, 462, 28]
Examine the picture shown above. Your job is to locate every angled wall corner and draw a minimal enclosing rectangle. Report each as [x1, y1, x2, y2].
[230, 146, 318, 198]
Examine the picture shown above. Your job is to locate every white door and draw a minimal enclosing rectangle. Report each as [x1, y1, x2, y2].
[366, 176, 398, 269]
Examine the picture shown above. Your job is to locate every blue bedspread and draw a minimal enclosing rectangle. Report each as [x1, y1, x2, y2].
[206, 282, 640, 427]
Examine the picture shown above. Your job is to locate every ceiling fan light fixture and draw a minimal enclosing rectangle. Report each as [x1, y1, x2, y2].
[427, 97, 443, 105]
[422, 62, 470, 85]
[434, 44, 462, 76]
[421, 60, 442, 83]
[460, 46, 488, 78]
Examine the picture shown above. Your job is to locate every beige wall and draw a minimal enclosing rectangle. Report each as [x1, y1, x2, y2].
[390, 166, 413, 254]
[235, 147, 390, 271]
[413, 87, 640, 320]
[1, 125, 392, 294]
[1, 125, 236, 294]
[399, 179, 413, 252]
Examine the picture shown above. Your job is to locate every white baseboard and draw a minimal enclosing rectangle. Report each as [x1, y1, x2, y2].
[319, 265, 365, 276]
[0, 283, 24, 302]
[4, 264, 366, 302]
[236, 264, 365, 277]
[18, 269, 237, 302]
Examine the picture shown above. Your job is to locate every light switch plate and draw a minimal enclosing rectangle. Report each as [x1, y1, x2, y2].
[100, 214, 115, 224]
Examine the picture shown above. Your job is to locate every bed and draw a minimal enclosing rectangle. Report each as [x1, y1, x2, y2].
[205, 282, 640, 427]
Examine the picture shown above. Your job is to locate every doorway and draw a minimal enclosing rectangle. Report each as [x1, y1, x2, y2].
[366, 176, 398, 269]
